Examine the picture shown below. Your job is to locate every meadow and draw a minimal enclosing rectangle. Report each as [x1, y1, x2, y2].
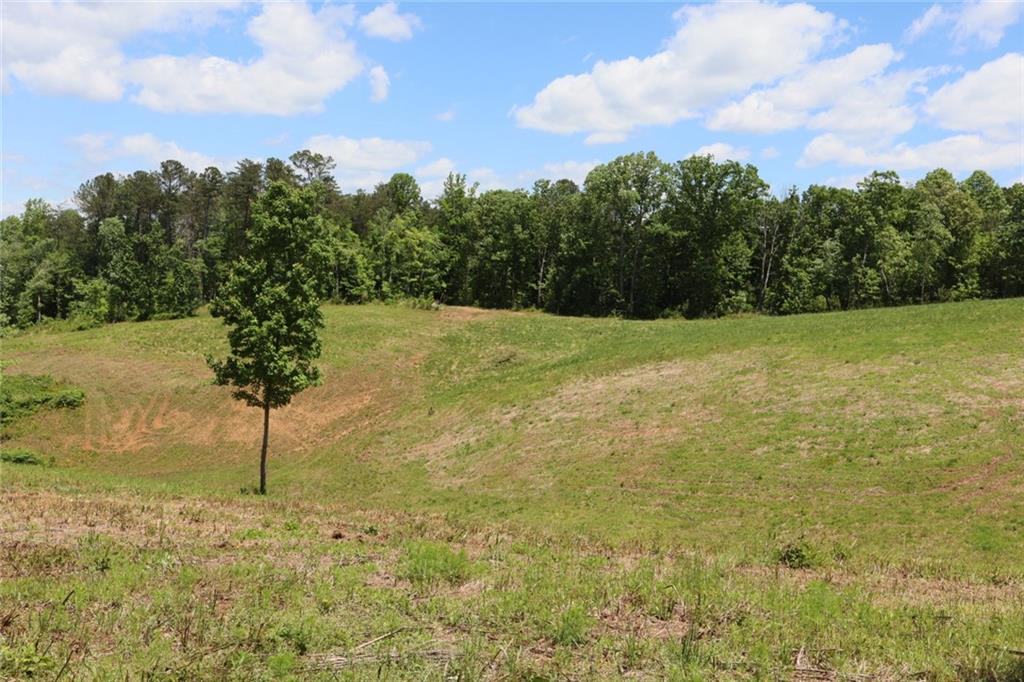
[2, 299, 1023, 680]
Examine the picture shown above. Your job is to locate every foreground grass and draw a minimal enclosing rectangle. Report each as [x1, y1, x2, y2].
[2, 299, 1023, 678]
[3, 469, 1023, 680]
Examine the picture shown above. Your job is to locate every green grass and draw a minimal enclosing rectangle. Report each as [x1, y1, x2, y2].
[0, 372, 85, 430]
[1, 299, 1023, 679]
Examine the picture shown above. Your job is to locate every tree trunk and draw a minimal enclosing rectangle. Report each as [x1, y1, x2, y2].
[259, 398, 270, 495]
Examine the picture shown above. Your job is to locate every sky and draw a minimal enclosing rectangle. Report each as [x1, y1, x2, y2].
[2, 1, 1022, 215]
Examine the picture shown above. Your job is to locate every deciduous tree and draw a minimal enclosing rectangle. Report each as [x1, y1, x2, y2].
[207, 182, 327, 494]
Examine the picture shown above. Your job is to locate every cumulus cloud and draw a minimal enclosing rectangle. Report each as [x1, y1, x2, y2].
[3, 2, 381, 115]
[800, 52, 1022, 176]
[707, 44, 942, 138]
[1, 1, 240, 100]
[435, 108, 456, 122]
[799, 132, 1021, 171]
[359, 2, 422, 41]
[70, 133, 219, 169]
[368, 65, 391, 102]
[925, 53, 1023, 137]
[514, 1, 843, 143]
[692, 143, 750, 162]
[304, 134, 431, 190]
[904, 1, 1022, 48]
[130, 3, 362, 114]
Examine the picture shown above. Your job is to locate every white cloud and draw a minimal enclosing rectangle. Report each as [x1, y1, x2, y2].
[953, 1, 1023, 48]
[799, 132, 1022, 171]
[70, 133, 219, 169]
[707, 44, 937, 138]
[693, 143, 750, 162]
[416, 157, 456, 177]
[541, 160, 599, 185]
[903, 1, 1022, 48]
[304, 134, 431, 191]
[368, 65, 390, 102]
[761, 146, 780, 159]
[130, 3, 362, 115]
[3, 2, 370, 115]
[419, 165, 510, 197]
[925, 53, 1023, 137]
[1, 1, 240, 100]
[358, 2, 422, 41]
[514, 1, 842, 142]
[904, 5, 949, 43]
[416, 158, 457, 198]
[435, 108, 456, 122]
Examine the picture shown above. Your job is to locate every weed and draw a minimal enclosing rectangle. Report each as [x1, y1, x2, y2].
[550, 604, 592, 647]
[775, 541, 817, 569]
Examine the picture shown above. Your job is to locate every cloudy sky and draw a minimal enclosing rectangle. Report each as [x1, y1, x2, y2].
[2, 1, 1022, 214]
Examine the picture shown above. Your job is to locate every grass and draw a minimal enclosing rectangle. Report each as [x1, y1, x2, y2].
[0, 372, 85, 430]
[1, 299, 1023, 679]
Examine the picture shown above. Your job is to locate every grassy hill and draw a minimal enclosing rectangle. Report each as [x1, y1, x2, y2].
[2, 300, 1023, 679]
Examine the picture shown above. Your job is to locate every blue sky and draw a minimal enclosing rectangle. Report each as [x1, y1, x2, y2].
[2, 1, 1022, 215]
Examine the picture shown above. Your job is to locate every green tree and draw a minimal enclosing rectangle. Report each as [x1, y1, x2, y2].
[531, 179, 580, 310]
[69, 277, 113, 329]
[96, 217, 144, 321]
[153, 242, 203, 318]
[468, 189, 537, 309]
[664, 155, 767, 317]
[583, 152, 669, 317]
[378, 173, 423, 216]
[435, 172, 477, 303]
[289, 150, 336, 186]
[367, 211, 445, 300]
[915, 169, 982, 299]
[207, 182, 327, 494]
[907, 200, 953, 302]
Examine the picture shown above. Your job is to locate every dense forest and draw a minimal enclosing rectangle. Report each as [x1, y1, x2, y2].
[2, 150, 1022, 329]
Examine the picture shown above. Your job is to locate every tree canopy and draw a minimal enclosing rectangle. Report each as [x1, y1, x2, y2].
[206, 181, 328, 494]
[3, 150, 1022, 331]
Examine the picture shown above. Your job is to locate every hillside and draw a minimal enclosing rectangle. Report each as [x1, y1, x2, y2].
[2, 299, 1023, 679]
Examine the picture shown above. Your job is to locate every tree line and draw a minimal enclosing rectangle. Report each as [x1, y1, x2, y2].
[3, 149, 1023, 328]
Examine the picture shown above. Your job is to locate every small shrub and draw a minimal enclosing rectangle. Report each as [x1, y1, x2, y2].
[775, 541, 816, 569]
[398, 541, 472, 585]
[0, 374, 85, 431]
[402, 296, 440, 311]
[1, 448, 46, 466]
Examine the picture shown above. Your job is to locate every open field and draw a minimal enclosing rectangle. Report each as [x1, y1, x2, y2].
[2, 299, 1023, 679]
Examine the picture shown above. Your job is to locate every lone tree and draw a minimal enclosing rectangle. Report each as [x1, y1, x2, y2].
[207, 181, 328, 494]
